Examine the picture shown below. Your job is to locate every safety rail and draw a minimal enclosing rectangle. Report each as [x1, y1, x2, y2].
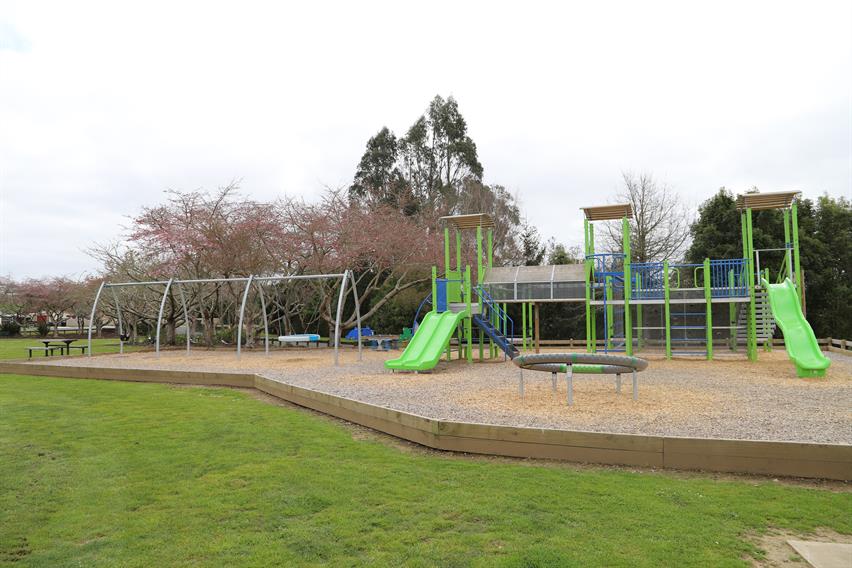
[706, 258, 749, 297]
[631, 262, 666, 300]
[586, 253, 626, 276]
[774, 254, 789, 284]
[630, 258, 748, 299]
[474, 285, 514, 342]
[412, 293, 432, 328]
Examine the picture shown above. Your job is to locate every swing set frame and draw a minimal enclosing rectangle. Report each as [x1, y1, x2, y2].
[87, 271, 363, 366]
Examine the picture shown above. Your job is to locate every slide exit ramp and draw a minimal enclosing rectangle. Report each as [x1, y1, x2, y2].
[761, 278, 830, 378]
[385, 310, 466, 372]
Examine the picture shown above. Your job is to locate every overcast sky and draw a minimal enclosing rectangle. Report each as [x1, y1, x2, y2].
[1, 1, 850, 279]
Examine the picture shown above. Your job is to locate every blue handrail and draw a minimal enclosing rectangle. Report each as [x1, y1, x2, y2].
[629, 258, 748, 299]
[412, 293, 432, 329]
[474, 285, 514, 343]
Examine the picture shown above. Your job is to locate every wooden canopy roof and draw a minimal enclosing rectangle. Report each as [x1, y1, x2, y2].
[440, 213, 495, 230]
[581, 204, 633, 221]
[736, 191, 800, 211]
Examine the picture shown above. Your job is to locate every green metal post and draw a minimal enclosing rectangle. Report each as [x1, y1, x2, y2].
[487, 228, 493, 270]
[664, 260, 671, 359]
[431, 266, 437, 312]
[444, 227, 450, 275]
[606, 276, 614, 350]
[522, 301, 527, 351]
[703, 258, 712, 360]
[740, 211, 749, 355]
[746, 208, 757, 361]
[728, 269, 736, 351]
[622, 217, 633, 355]
[589, 223, 595, 254]
[782, 208, 792, 282]
[635, 273, 643, 351]
[764, 267, 772, 353]
[455, 231, 461, 272]
[476, 225, 483, 285]
[465, 266, 472, 362]
[584, 219, 591, 352]
[791, 200, 803, 306]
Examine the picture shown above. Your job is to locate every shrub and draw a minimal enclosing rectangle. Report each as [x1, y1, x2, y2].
[36, 322, 50, 337]
[1, 320, 21, 336]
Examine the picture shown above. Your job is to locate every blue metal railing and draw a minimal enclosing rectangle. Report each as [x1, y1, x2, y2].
[412, 293, 432, 329]
[707, 258, 748, 298]
[631, 261, 666, 300]
[586, 253, 626, 277]
[474, 285, 514, 344]
[629, 258, 748, 299]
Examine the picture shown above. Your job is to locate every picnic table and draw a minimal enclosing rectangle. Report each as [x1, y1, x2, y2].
[40, 339, 87, 356]
[367, 335, 399, 351]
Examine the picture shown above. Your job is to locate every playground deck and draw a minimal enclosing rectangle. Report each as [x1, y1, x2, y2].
[29, 347, 852, 445]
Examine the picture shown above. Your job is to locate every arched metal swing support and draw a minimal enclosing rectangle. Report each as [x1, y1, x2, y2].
[88, 272, 363, 366]
[155, 278, 174, 357]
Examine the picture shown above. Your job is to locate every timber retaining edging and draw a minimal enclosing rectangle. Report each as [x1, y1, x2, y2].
[1, 361, 850, 481]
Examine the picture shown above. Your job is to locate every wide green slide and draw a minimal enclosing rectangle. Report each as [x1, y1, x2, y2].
[385, 310, 466, 371]
[762, 278, 830, 378]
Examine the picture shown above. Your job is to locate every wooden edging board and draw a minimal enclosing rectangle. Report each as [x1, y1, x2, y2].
[1, 361, 850, 480]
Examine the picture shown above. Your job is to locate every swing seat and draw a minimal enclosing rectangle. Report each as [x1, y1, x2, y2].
[277, 334, 321, 347]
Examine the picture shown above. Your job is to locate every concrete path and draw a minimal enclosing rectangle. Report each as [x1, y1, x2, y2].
[787, 540, 852, 568]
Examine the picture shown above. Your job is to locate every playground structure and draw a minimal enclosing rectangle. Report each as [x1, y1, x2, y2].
[387, 191, 830, 377]
[87, 271, 363, 366]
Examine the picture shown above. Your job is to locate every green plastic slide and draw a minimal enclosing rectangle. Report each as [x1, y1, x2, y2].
[762, 278, 831, 378]
[385, 310, 466, 371]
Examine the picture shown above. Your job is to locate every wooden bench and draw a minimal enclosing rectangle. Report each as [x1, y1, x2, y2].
[64, 345, 88, 355]
[27, 346, 60, 358]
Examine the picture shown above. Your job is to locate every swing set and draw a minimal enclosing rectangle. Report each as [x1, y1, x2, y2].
[87, 271, 363, 366]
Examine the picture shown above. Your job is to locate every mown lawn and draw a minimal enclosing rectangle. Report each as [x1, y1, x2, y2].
[1, 374, 849, 567]
[0, 338, 140, 360]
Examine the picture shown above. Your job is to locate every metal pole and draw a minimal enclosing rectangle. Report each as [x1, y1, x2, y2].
[746, 208, 757, 360]
[704, 258, 713, 360]
[622, 216, 632, 355]
[566, 365, 574, 406]
[333, 273, 347, 366]
[110, 286, 124, 355]
[347, 270, 363, 362]
[236, 275, 254, 360]
[256, 280, 269, 355]
[444, 227, 450, 274]
[632, 369, 638, 400]
[791, 200, 803, 306]
[87, 281, 105, 357]
[518, 369, 524, 399]
[177, 283, 190, 355]
[664, 260, 671, 359]
[155, 278, 174, 357]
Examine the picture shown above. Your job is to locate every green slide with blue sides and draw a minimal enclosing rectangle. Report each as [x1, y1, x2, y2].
[385, 310, 466, 372]
[762, 278, 831, 378]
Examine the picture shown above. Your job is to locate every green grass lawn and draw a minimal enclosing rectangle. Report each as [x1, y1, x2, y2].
[0, 338, 141, 360]
[1, 374, 849, 567]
